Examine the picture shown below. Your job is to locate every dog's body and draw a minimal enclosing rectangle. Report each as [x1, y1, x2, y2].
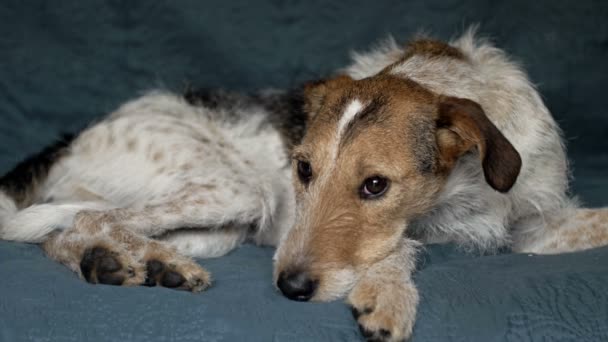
[1, 30, 607, 341]
[0, 89, 302, 289]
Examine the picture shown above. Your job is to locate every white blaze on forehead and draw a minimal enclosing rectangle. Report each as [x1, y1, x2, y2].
[313, 98, 365, 188]
[328, 99, 364, 163]
[337, 99, 364, 139]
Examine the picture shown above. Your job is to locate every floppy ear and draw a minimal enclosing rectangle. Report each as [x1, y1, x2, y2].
[435, 96, 522, 192]
[302, 75, 353, 120]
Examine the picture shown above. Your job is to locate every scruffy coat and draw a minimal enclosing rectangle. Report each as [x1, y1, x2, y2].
[273, 29, 608, 341]
[1, 29, 606, 342]
[0, 89, 302, 289]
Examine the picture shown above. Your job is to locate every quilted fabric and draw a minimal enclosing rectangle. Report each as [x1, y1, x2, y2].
[0, 1, 607, 341]
[2, 242, 608, 342]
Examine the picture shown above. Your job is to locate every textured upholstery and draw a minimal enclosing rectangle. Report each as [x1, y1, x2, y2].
[1, 1, 607, 341]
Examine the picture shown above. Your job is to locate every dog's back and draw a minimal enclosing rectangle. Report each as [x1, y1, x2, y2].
[0, 90, 300, 248]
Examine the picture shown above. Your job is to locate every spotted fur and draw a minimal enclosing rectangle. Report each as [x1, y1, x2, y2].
[0, 29, 605, 342]
[0, 89, 302, 290]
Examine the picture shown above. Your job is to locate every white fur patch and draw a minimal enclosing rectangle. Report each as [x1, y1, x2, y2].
[337, 99, 364, 139]
[329, 99, 363, 163]
[0, 201, 111, 243]
[0, 191, 17, 229]
[0, 91, 296, 256]
[342, 36, 404, 80]
[315, 267, 358, 301]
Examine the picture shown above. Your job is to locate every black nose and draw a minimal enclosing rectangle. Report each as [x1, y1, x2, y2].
[277, 271, 317, 301]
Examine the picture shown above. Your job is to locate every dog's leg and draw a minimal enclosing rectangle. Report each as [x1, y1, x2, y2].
[348, 239, 420, 342]
[99, 185, 271, 239]
[90, 201, 255, 259]
[41, 210, 210, 291]
[524, 207, 608, 254]
[161, 227, 249, 258]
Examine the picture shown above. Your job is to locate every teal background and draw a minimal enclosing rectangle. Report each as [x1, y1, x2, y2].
[1, 1, 607, 341]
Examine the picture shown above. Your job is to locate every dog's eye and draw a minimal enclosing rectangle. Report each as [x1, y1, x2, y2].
[297, 160, 313, 184]
[360, 176, 389, 199]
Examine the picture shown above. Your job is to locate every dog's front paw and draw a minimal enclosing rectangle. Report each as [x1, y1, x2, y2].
[79, 242, 211, 292]
[80, 245, 146, 286]
[143, 242, 211, 292]
[348, 275, 418, 342]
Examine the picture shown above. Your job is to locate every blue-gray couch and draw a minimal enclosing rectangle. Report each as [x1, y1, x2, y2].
[1, 1, 607, 341]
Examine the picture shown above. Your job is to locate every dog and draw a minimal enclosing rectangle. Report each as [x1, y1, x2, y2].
[273, 29, 608, 341]
[0, 88, 303, 289]
[1, 29, 607, 342]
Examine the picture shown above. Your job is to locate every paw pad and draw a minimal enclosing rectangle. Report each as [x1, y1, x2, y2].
[80, 246, 126, 285]
[143, 259, 187, 289]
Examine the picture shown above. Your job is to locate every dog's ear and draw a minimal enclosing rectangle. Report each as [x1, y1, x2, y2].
[435, 96, 522, 192]
[302, 75, 353, 120]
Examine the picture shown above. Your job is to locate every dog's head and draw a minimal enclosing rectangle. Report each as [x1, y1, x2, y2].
[273, 74, 521, 301]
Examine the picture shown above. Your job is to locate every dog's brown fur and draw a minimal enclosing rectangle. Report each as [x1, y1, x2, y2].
[275, 70, 524, 341]
[278, 75, 441, 272]
[274, 32, 607, 342]
[276, 72, 522, 289]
